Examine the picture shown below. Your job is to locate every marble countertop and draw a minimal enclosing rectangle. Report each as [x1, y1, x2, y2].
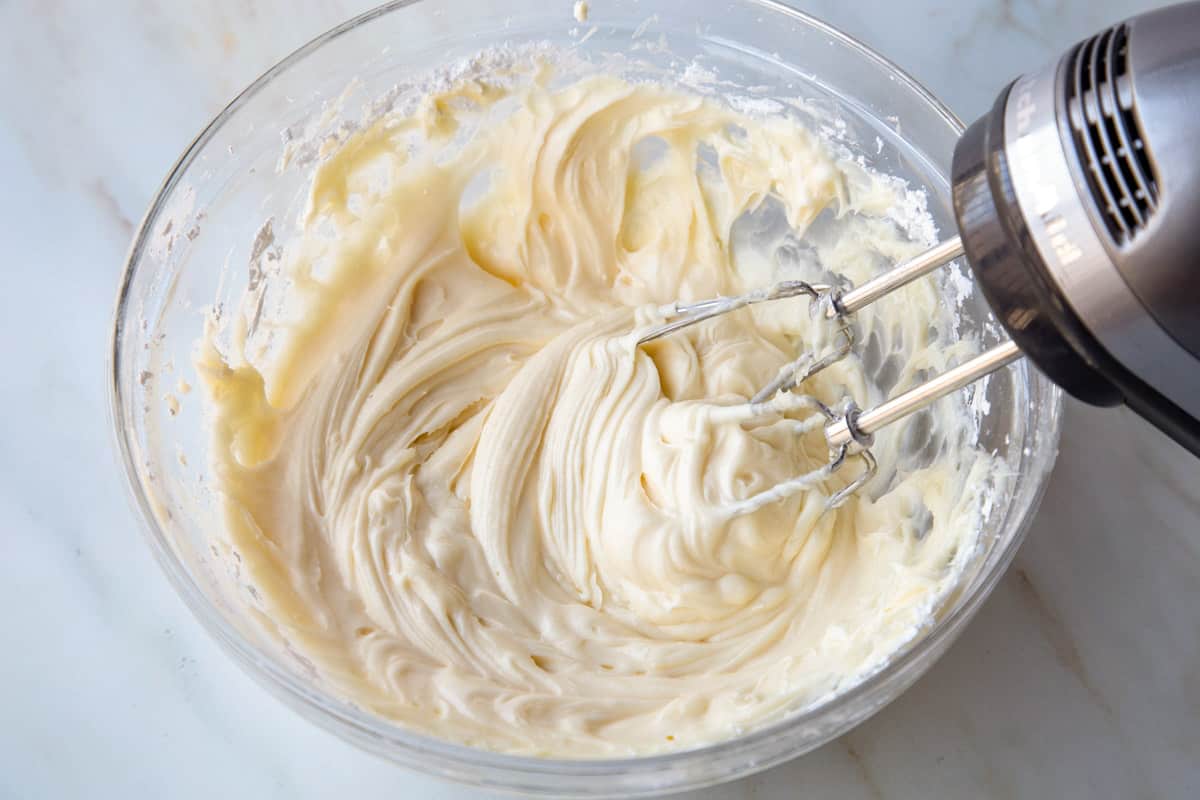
[3, 0, 1197, 797]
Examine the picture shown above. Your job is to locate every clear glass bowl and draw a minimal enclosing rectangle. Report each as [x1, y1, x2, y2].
[109, 0, 1062, 795]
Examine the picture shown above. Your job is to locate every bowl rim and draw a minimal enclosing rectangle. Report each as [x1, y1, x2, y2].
[108, 0, 1063, 792]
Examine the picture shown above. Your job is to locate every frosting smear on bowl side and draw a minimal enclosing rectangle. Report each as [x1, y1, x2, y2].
[197, 68, 996, 756]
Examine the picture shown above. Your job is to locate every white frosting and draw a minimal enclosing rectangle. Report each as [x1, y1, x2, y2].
[198, 68, 995, 757]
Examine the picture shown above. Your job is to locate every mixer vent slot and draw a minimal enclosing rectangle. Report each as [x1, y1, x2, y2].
[1064, 24, 1158, 243]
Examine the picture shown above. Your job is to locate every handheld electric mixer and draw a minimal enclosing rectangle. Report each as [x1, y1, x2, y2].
[640, 1, 1200, 507]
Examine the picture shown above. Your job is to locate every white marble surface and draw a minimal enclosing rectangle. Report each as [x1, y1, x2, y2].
[3, 0, 1198, 797]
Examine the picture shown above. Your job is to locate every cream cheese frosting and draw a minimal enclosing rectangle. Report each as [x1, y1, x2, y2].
[197, 67, 995, 756]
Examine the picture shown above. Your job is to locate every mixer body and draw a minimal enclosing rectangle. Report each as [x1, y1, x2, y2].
[951, 1, 1200, 454]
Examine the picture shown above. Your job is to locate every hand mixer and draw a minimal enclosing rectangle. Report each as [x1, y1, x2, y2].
[640, 1, 1200, 509]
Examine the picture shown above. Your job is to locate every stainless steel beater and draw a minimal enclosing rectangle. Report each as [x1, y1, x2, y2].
[640, 2, 1200, 508]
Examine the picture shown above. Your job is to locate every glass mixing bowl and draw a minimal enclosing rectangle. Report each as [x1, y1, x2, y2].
[109, 0, 1062, 795]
